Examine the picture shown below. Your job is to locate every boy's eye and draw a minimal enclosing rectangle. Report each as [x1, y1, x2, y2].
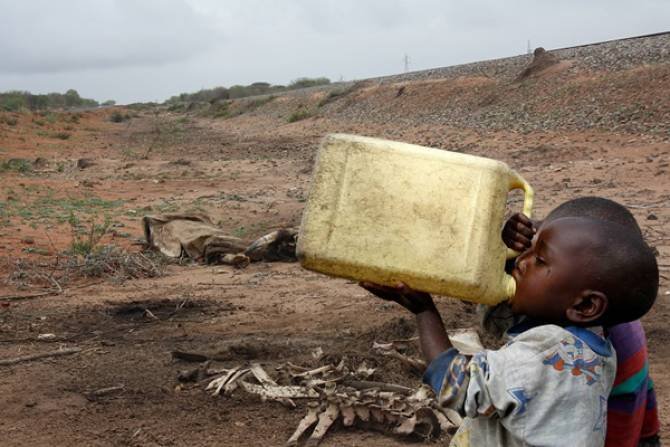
[534, 255, 545, 265]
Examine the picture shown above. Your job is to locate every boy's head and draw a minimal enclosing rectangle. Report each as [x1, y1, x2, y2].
[545, 196, 642, 236]
[510, 216, 658, 327]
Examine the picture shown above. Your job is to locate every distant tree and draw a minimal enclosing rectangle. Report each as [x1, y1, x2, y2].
[0, 91, 27, 111]
[0, 89, 99, 111]
[101, 100, 116, 106]
[210, 87, 229, 102]
[162, 77, 331, 105]
[26, 94, 49, 110]
[64, 89, 81, 107]
[288, 77, 331, 89]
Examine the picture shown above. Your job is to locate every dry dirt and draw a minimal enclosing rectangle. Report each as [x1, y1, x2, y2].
[1, 59, 669, 446]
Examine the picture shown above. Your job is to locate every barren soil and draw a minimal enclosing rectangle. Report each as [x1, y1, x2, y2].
[1, 56, 669, 446]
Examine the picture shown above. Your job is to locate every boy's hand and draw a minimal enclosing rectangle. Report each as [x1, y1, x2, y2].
[360, 282, 435, 314]
[502, 212, 536, 252]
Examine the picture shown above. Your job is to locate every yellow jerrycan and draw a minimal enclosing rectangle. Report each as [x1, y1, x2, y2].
[297, 134, 534, 305]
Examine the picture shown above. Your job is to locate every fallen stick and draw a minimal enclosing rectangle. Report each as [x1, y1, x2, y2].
[377, 349, 426, 371]
[197, 282, 247, 287]
[87, 385, 125, 399]
[0, 289, 61, 301]
[0, 347, 82, 366]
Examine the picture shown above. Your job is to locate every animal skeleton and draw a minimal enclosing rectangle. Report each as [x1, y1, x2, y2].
[205, 360, 461, 445]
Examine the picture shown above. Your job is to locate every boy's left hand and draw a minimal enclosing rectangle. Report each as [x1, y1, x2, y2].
[360, 282, 435, 314]
[502, 212, 536, 252]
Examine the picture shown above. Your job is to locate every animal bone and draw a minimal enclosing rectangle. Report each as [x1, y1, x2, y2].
[306, 403, 339, 446]
[340, 405, 355, 426]
[240, 382, 319, 399]
[206, 367, 243, 396]
[286, 404, 320, 446]
[250, 363, 295, 408]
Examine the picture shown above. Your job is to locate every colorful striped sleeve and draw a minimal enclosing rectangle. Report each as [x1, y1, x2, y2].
[605, 321, 660, 447]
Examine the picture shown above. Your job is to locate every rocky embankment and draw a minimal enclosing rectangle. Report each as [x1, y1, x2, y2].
[264, 33, 670, 137]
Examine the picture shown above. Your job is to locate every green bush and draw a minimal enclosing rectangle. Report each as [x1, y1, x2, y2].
[53, 132, 71, 140]
[68, 213, 111, 256]
[287, 107, 312, 123]
[0, 89, 101, 111]
[110, 111, 130, 123]
[288, 77, 331, 90]
[0, 158, 32, 173]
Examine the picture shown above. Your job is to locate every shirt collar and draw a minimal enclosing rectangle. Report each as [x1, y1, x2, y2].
[506, 319, 612, 357]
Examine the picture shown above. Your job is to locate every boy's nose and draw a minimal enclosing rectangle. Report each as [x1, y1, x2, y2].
[515, 253, 528, 275]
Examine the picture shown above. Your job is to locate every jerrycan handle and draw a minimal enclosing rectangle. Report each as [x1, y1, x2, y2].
[505, 170, 534, 260]
[501, 170, 534, 299]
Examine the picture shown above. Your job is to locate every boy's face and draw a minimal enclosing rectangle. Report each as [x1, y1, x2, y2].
[510, 218, 600, 322]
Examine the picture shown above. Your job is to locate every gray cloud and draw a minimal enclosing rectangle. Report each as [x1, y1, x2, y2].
[0, 0, 667, 103]
[0, 0, 220, 73]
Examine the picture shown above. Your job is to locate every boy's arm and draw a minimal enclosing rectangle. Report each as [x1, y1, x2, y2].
[361, 283, 517, 421]
[360, 282, 451, 364]
[416, 302, 451, 364]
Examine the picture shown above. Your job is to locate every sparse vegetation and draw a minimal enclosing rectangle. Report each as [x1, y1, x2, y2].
[287, 107, 312, 123]
[53, 131, 71, 140]
[6, 244, 165, 291]
[0, 190, 124, 227]
[110, 111, 131, 122]
[0, 114, 19, 126]
[44, 112, 58, 124]
[288, 77, 331, 89]
[71, 245, 165, 281]
[0, 158, 32, 173]
[68, 213, 111, 256]
[317, 84, 359, 107]
[165, 77, 330, 107]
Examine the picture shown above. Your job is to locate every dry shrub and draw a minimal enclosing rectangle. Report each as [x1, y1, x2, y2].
[65, 246, 166, 283]
[2, 246, 167, 292]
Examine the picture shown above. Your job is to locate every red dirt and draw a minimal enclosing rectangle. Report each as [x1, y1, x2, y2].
[0, 61, 669, 446]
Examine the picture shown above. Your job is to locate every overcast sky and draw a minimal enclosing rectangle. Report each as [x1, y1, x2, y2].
[0, 0, 667, 104]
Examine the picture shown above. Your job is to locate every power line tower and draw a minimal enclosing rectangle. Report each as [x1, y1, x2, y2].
[527, 40, 532, 54]
[403, 54, 410, 73]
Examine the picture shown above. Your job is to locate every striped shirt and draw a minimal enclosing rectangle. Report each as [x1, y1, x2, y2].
[605, 321, 660, 447]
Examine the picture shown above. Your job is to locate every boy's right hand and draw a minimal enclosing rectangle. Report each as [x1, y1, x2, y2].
[502, 212, 536, 252]
[360, 282, 435, 314]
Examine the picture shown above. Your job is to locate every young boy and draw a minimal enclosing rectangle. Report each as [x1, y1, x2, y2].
[362, 216, 659, 446]
[501, 197, 661, 447]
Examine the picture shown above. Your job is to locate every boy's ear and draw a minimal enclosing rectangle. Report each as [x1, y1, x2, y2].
[565, 290, 608, 324]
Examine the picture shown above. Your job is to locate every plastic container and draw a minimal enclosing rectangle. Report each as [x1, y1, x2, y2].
[297, 134, 534, 305]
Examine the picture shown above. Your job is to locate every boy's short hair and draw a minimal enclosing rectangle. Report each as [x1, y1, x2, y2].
[544, 197, 656, 325]
[546, 196, 642, 236]
[586, 218, 659, 325]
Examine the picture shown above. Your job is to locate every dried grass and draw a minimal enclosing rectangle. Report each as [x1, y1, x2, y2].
[2, 246, 167, 294]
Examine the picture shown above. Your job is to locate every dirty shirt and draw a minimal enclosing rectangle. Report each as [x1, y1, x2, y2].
[424, 323, 616, 447]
